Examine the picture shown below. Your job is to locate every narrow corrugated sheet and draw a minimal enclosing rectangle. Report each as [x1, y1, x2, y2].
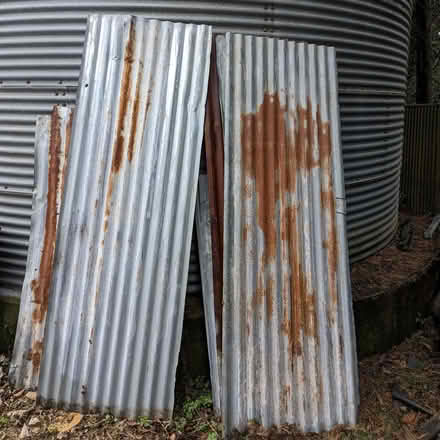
[37, 15, 212, 417]
[203, 44, 224, 353]
[9, 105, 72, 390]
[195, 175, 221, 413]
[218, 33, 359, 434]
[401, 104, 440, 215]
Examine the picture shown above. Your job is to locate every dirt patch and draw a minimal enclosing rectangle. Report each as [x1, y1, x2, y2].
[351, 214, 438, 300]
[1, 318, 440, 439]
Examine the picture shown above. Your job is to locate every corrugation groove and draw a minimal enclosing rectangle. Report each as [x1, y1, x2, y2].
[37, 16, 211, 417]
[401, 104, 440, 214]
[0, 1, 412, 295]
[218, 33, 358, 434]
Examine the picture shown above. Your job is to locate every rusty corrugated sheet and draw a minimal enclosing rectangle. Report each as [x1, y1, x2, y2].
[203, 43, 224, 353]
[9, 106, 72, 390]
[401, 104, 440, 215]
[195, 175, 221, 413]
[37, 15, 212, 417]
[217, 33, 359, 434]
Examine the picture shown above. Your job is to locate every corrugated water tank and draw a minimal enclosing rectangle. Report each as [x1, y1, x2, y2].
[0, 0, 413, 296]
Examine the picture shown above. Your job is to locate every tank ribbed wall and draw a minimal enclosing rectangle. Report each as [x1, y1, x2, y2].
[0, 0, 413, 293]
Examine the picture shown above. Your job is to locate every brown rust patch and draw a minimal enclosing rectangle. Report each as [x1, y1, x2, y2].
[111, 20, 135, 174]
[103, 20, 137, 233]
[242, 224, 250, 242]
[252, 275, 274, 319]
[204, 45, 225, 353]
[241, 93, 330, 361]
[31, 340, 44, 374]
[317, 106, 339, 320]
[31, 109, 62, 324]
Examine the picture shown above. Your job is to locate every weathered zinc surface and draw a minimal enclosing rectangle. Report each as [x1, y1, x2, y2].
[218, 33, 359, 434]
[9, 106, 73, 390]
[195, 175, 221, 414]
[37, 15, 212, 417]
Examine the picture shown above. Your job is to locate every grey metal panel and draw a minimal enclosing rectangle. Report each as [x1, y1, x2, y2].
[0, 1, 413, 297]
[9, 106, 73, 390]
[218, 33, 358, 434]
[37, 15, 212, 417]
[195, 175, 221, 414]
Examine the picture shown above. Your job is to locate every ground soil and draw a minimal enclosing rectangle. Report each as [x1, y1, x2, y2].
[1, 214, 439, 439]
[351, 214, 437, 300]
[1, 318, 440, 439]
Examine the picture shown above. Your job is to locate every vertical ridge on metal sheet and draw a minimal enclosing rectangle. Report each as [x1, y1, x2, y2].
[9, 106, 72, 390]
[218, 33, 358, 434]
[195, 175, 221, 413]
[37, 15, 212, 417]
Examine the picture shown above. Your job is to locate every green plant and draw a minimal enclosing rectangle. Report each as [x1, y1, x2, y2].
[183, 393, 212, 419]
[174, 416, 186, 433]
[137, 416, 151, 428]
[0, 416, 8, 426]
[207, 432, 218, 440]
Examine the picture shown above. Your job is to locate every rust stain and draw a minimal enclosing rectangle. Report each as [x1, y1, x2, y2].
[111, 20, 135, 174]
[252, 275, 274, 319]
[281, 384, 291, 414]
[204, 44, 225, 353]
[31, 340, 44, 375]
[242, 224, 250, 242]
[241, 93, 333, 361]
[31, 109, 62, 325]
[127, 61, 144, 163]
[103, 19, 136, 233]
[317, 106, 339, 321]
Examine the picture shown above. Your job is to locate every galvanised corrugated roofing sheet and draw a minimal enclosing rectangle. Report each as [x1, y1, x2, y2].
[37, 15, 212, 417]
[9, 105, 72, 390]
[217, 33, 359, 434]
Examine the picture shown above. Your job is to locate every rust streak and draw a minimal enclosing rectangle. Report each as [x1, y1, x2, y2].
[317, 106, 338, 321]
[204, 43, 225, 352]
[241, 92, 324, 359]
[31, 340, 44, 375]
[127, 60, 143, 163]
[103, 19, 136, 232]
[31, 108, 62, 325]
[111, 20, 135, 174]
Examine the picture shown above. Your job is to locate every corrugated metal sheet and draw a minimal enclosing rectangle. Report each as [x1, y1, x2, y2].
[9, 105, 72, 390]
[218, 33, 358, 434]
[401, 104, 440, 215]
[0, 1, 413, 297]
[195, 175, 221, 414]
[37, 15, 212, 417]
[203, 45, 224, 353]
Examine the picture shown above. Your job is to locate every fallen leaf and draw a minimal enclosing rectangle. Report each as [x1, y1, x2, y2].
[25, 391, 37, 401]
[19, 424, 30, 439]
[48, 413, 83, 433]
[402, 412, 418, 425]
[28, 416, 40, 426]
[14, 389, 25, 398]
[7, 410, 28, 418]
